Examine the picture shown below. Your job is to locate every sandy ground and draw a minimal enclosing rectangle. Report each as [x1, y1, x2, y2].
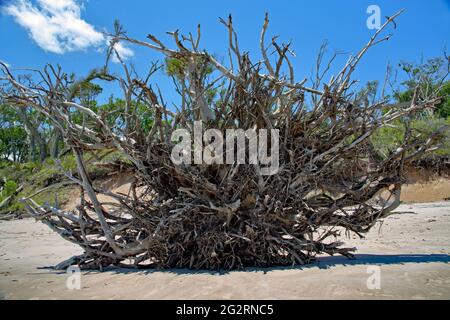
[0, 202, 449, 300]
[401, 178, 450, 203]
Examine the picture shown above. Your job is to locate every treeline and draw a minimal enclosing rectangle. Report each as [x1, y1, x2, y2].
[370, 57, 450, 161]
[0, 69, 154, 163]
[0, 56, 449, 164]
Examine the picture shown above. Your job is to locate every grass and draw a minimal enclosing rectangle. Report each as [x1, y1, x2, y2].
[0, 149, 127, 215]
[370, 117, 450, 159]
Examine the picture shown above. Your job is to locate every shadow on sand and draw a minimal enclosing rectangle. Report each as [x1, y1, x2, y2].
[41, 253, 450, 276]
[314, 253, 450, 269]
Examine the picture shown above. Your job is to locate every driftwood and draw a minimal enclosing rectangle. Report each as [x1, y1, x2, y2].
[0, 11, 448, 270]
[0, 184, 23, 212]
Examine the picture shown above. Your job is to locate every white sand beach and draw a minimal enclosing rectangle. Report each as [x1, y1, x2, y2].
[0, 202, 449, 300]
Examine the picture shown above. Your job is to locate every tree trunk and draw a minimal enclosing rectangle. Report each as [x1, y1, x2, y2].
[17, 108, 48, 163]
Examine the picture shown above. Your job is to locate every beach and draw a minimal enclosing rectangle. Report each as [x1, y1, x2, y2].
[0, 202, 449, 300]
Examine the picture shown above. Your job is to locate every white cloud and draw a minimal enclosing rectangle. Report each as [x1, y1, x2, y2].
[4, 0, 133, 62]
[107, 38, 134, 63]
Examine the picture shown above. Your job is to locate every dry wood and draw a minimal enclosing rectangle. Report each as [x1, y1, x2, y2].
[0, 11, 448, 270]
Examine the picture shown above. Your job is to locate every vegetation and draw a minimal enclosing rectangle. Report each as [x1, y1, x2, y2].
[0, 151, 126, 215]
[370, 56, 450, 161]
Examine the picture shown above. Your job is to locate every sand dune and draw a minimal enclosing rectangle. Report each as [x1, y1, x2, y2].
[0, 202, 449, 300]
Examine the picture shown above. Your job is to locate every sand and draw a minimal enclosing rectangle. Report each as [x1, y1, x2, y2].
[401, 178, 450, 203]
[0, 202, 449, 300]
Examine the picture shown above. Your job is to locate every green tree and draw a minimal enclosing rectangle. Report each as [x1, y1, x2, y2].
[395, 57, 450, 118]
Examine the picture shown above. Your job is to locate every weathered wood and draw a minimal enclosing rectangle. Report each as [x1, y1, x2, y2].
[1, 11, 448, 270]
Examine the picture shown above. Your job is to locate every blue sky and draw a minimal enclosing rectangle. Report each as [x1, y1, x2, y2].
[1, 0, 449, 104]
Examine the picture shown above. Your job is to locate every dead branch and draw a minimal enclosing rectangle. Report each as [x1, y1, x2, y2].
[1, 11, 448, 270]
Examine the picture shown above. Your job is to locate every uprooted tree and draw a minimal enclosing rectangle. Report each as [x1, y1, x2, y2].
[1, 11, 448, 270]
